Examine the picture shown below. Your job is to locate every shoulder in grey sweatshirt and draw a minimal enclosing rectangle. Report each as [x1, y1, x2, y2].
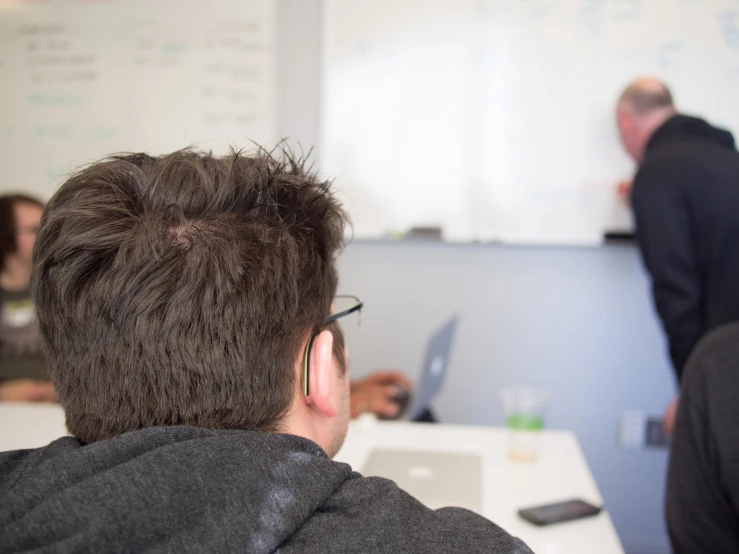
[0, 426, 532, 553]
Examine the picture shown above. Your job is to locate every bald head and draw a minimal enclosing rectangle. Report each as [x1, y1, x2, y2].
[618, 78, 674, 116]
[616, 78, 677, 162]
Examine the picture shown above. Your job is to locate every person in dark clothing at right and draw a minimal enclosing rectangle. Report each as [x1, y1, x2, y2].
[666, 323, 739, 554]
[616, 77, 739, 434]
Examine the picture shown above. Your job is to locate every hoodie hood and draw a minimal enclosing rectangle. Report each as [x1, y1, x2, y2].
[0, 426, 351, 553]
[647, 114, 736, 153]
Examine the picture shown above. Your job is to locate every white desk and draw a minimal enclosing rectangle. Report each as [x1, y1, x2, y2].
[0, 403, 68, 450]
[335, 418, 624, 554]
[0, 405, 623, 553]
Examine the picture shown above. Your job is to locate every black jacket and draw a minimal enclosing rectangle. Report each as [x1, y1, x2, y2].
[632, 115, 739, 381]
[0, 426, 532, 553]
[666, 323, 739, 553]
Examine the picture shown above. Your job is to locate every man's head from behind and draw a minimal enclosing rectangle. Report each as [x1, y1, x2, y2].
[32, 148, 351, 456]
[616, 77, 677, 163]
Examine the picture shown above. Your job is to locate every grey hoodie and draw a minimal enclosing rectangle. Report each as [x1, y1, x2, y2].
[0, 425, 532, 553]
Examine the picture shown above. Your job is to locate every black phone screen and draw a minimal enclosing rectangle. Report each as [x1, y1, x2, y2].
[518, 499, 602, 526]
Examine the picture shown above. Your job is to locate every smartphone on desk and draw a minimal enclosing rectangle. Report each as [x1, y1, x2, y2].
[518, 499, 602, 526]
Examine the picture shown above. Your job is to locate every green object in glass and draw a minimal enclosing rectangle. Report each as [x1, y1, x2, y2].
[506, 414, 544, 431]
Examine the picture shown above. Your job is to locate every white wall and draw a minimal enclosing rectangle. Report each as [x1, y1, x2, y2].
[278, 2, 674, 552]
[276, 0, 322, 153]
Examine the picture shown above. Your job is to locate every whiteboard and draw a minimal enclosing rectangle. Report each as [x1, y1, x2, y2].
[0, 0, 276, 200]
[322, 0, 739, 244]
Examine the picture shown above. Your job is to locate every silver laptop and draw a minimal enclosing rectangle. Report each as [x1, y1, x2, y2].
[362, 449, 483, 512]
[406, 315, 459, 420]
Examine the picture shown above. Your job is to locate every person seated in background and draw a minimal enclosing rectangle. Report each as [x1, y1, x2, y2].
[0, 148, 530, 553]
[0, 194, 55, 403]
[665, 323, 739, 554]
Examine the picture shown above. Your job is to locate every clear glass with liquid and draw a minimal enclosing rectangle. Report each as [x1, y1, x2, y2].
[501, 388, 548, 462]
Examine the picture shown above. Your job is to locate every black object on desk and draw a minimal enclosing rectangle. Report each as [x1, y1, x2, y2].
[378, 384, 410, 421]
[604, 230, 636, 243]
[378, 385, 438, 423]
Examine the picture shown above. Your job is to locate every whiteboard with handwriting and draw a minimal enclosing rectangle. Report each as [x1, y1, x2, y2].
[322, 0, 739, 244]
[0, 0, 276, 200]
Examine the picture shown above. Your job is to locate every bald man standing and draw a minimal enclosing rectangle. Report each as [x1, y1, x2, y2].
[616, 78, 739, 432]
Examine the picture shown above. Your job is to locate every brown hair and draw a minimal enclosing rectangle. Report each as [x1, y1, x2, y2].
[0, 193, 44, 272]
[32, 147, 348, 443]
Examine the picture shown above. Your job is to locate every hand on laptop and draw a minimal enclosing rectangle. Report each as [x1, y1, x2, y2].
[350, 371, 412, 419]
